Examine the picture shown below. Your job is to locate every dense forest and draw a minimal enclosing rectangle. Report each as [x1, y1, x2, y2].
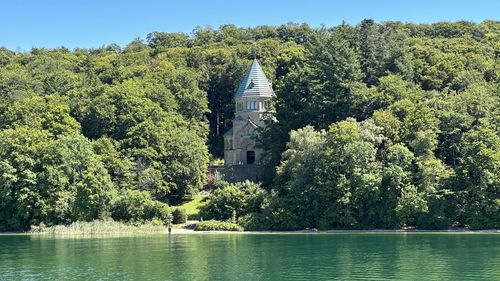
[0, 20, 498, 231]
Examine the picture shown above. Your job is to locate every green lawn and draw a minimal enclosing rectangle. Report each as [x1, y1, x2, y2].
[174, 195, 205, 219]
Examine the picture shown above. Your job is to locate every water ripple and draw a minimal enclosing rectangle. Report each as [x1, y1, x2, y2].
[0, 233, 498, 281]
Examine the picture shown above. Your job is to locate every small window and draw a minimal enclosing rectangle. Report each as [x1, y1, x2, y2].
[246, 101, 258, 110]
[246, 151, 255, 164]
[237, 102, 243, 111]
[247, 80, 255, 89]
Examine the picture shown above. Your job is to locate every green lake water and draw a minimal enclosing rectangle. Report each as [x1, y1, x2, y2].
[0, 233, 498, 280]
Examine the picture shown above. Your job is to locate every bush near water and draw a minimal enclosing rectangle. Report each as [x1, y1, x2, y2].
[172, 208, 188, 224]
[194, 220, 244, 232]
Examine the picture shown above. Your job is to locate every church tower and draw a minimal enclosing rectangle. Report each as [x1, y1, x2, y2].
[224, 58, 275, 166]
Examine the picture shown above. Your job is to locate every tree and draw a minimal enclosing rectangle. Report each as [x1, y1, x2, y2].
[0, 20, 499, 231]
[0, 127, 50, 230]
[457, 121, 499, 229]
[41, 135, 114, 222]
[0, 129, 113, 230]
[146, 32, 191, 50]
[199, 181, 265, 221]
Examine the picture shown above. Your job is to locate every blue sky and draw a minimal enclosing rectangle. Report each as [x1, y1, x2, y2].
[1, 0, 498, 50]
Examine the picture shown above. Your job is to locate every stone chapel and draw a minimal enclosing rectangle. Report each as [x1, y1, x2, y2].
[223, 58, 275, 167]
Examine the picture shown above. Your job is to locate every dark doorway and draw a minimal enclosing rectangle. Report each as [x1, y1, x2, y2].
[246, 151, 255, 164]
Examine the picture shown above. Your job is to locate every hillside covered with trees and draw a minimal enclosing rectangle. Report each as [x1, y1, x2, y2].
[0, 20, 498, 231]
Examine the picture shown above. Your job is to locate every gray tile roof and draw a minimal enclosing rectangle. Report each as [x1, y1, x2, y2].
[235, 59, 275, 98]
[234, 115, 246, 122]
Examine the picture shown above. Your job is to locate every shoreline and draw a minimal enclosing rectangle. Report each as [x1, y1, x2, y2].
[1, 228, 498, 236]
[177, 229, 500, 234]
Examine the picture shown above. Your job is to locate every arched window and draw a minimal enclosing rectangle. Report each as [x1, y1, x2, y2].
[246, 101, 259, 110]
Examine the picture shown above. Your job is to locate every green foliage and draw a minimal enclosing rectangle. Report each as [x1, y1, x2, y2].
[457, 121, 500, 229]
[172, 208, 187, 224]
[30, 219, 166, 235]
[0, 34, 209, 230]
[237, 212, 271, 231]
[0, 20, 498, 231]
[194, 220, 244, 232]
[174, 195, 205, 220]
[267, 114, 494, 230]
[199, 181, 267, 222]
[0, 129, 113, 230]
[255, 20, 498, 230]
[110, 189, 171, 223]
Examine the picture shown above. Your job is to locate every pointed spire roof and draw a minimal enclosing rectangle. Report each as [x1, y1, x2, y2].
[235, 59, 275, 98]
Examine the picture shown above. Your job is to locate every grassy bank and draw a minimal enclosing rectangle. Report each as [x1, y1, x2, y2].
[30, 220, 166, 235]
[174, 194, 205, 220]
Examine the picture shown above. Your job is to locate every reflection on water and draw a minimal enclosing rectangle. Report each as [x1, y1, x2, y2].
[0, 233, 499, 280]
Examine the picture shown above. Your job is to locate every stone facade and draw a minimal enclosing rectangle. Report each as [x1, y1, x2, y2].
[208, 164, 260, 183]
[222, 59, 275, 179]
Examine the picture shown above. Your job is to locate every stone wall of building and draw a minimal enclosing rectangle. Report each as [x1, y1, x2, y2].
[208, 165, 260, 183]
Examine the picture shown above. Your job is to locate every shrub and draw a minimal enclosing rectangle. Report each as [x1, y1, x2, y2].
[172, 208, 187, 224]
[199, 181, 267, 221]
[237, 213, 270, 231]
[111, 190, 171, 222]
[145, 201, 171, 222]
[199, 185, 245, 220]
[188, 213, 200, 220]
[416, 213, 452, 230]
[194, 220, 244, 231]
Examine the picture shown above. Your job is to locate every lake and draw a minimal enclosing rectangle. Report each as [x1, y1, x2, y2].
[0, 233, 498, 280]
